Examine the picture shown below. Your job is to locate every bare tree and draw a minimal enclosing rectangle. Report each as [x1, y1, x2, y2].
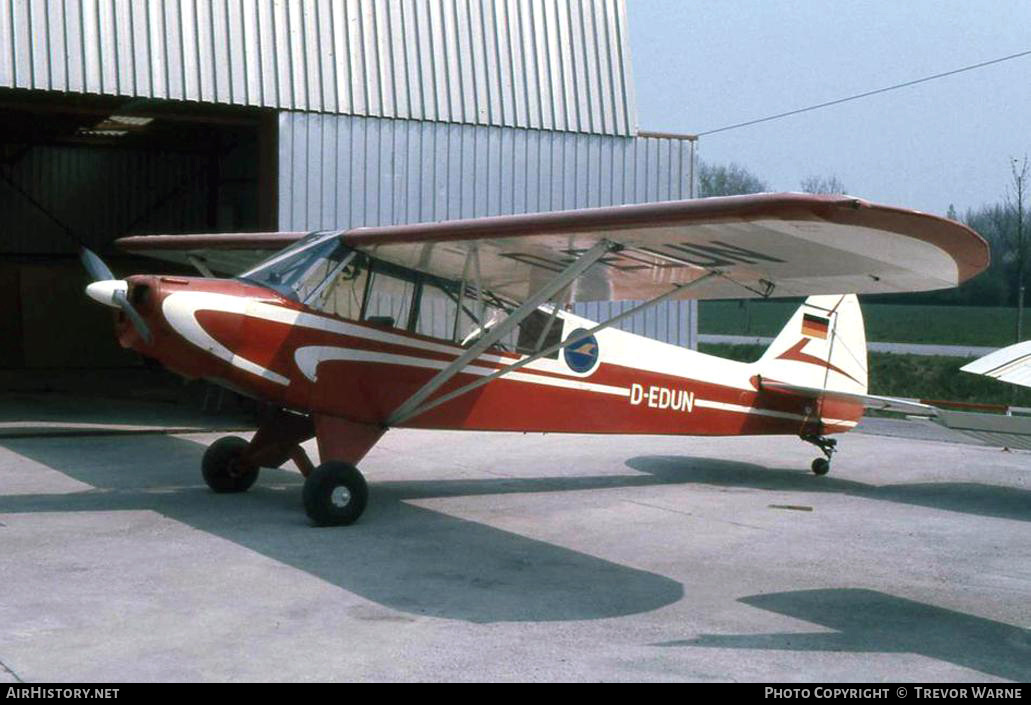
[994, 156, 1029, 341]
[698, 162, 768, 197]
[800, 175, 847, 194]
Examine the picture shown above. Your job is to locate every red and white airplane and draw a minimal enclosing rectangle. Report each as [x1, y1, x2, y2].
[82, 193, 988, 526]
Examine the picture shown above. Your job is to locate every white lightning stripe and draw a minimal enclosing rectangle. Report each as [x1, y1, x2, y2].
[293, 346, 496, 380]
[694, 399, 857, 427]
[162, 292, 291, 385]
[294, 346, 631, 398]
[163, 291, 583, 386]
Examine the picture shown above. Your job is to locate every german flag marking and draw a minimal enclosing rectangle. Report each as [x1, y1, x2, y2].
[801, 313, 830, 340]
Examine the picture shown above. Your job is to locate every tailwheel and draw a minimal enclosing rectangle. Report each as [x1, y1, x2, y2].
[202, 436, 260, 493]
[800, 433, 837, 476]
[302, 461, 368, 527]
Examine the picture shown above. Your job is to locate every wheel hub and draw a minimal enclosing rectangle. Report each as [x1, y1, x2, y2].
[227, 458, 254, 478]
[330, 485, 352, 508]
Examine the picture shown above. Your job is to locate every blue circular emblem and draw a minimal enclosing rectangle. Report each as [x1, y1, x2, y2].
[564, 329, 600, 373]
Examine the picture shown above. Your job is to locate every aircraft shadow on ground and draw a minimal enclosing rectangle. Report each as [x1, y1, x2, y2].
[0, 434, 684, 624]
[5, 437, 1027, 624]
[627, 455, 1031, 523]
[655, 588, 1031, 682]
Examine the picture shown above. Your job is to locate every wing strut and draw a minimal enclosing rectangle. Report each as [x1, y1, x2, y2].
[186, 255, 215, 278]
[386, 240, 618, 426]
[390, 271, 719, 426]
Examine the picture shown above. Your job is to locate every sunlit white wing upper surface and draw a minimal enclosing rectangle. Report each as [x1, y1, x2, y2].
[961, 340, 1031, 389]
[118, 193, 988, 302]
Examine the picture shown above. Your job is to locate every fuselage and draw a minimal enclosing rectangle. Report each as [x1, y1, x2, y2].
[112, 275, 861, 437]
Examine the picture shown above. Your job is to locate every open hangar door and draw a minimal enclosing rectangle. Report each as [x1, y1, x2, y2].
[0, 90, 276, 375]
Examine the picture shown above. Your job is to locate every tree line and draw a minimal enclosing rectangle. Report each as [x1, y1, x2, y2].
[698, 159, 1030, 308]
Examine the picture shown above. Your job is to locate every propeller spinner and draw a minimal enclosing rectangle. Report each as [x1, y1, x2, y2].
[80, 247, 153, 344]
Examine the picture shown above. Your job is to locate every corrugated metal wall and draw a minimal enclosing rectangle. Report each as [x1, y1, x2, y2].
[1, 144, 214, 253]
[279, 112, 691, 228]
[279, 111, 698, 346]
[0, 0, 636, 135]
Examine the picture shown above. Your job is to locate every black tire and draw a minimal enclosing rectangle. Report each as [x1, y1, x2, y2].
[202, 436, 259, 493]
[303, 461, 368, 527]
[811, 457, 830, 476]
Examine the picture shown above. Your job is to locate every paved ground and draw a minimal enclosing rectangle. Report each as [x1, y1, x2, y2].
[0, 412, 1028, 682]
[0, 392, 253, 438]
[699, 334, 996, 358]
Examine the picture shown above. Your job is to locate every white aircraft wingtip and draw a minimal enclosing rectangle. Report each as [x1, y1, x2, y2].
[961, 340, 1031, 388]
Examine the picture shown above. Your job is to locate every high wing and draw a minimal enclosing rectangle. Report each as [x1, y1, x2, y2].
[960, 340, 1031, 389]
[117, 192, 988, 302]
[117, 231, 308, 276]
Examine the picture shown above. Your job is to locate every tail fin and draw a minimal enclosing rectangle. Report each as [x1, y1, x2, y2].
[758, 294, 868, 395]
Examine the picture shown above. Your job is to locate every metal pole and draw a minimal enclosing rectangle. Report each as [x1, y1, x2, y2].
[452, 250, 473, 342]
[1018, 285, 1025, 342]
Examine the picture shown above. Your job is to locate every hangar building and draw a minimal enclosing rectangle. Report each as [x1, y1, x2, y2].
[0, 0, 697, 374]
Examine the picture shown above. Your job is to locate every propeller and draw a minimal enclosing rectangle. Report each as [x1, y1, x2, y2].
[80, 246, 115, 282]
[80, 247, 153, 344]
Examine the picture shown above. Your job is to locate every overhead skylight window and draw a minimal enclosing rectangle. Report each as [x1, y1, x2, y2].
[74, 114, 154, 139]
[107, 115, 154, 127]
[75, 128, 130, 137]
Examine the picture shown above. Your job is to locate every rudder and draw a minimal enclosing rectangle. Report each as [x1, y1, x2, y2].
[757, 295, 868, 396]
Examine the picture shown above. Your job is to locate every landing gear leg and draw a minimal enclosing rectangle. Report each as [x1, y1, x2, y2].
[200, 409, 387, 526]
[201, 408, 315, 492]
[302, 415, 386, 527]
[801, 433, 836, 476]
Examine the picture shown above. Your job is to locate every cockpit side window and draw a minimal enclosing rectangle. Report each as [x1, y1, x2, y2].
[453, 288, 518, 351]
[515, 309, 563, 359]
[415, 281, 459, 340]
[362, 266, 416, 330]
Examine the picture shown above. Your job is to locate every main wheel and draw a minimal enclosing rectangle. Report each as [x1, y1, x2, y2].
[302, 461, 368, 527]
[811, 457, 830, 476]
[202, 436, 259, 493]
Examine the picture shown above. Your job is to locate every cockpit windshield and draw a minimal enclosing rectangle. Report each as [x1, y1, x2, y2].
[238, 231, 354, 303]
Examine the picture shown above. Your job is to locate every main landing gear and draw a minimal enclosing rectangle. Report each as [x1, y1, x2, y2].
[302, 461, 368, 526]
[200, 409, 384, 527]
[800, 433, 837, 476]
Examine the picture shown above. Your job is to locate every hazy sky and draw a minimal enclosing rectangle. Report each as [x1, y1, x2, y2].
[626, 1, 1031, 216]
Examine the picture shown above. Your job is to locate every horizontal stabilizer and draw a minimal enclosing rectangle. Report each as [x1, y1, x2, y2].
[935, 408, 1031, 451]
[758, 378, 938, 416]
